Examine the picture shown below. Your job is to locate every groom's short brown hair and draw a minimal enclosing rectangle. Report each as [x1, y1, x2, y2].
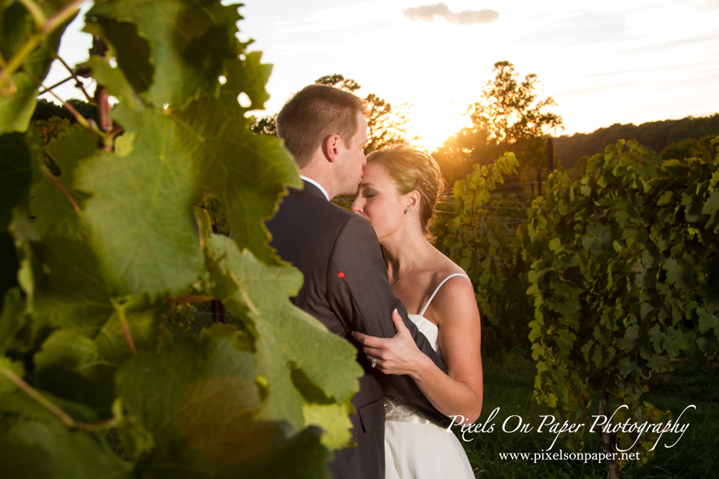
[277, 84, 366, 169]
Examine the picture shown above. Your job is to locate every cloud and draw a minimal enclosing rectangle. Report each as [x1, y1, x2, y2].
[403, 3, 499, 25]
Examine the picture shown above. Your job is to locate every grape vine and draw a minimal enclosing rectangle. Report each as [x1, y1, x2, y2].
[520, 139, 719, 475]
[441, 153, 534, 360]
[443, 139, 719, 477]
[0, 1, 360, 477]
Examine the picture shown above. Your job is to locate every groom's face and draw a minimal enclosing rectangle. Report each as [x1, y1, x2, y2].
[335, 112, 368, 195]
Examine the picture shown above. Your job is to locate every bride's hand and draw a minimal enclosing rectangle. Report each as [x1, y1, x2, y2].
[353, 309, 426, 377]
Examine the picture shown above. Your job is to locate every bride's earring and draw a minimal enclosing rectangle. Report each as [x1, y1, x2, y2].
[404, 208, 410, 215]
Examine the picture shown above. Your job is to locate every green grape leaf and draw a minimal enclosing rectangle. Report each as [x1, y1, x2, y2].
[126, 423, 333, 479]
[697, 307, 719, 335]
[702, 190, 719, 231]
[527, 266, 547, 284]
[696, 337, 709, 354]
[0, 288, 26, 355]
[86, 0, 242, 107]
[682, 192, 704, 222]
[29, 124, 97, 238]
[0, 419, 131, 479]
[0, 2, 33, 69]
[0, 4, 73, 133]
[0, 73, 39, 133]
[663, 331, 681, 357]
[548, 237, 562, 252]
[619, 358, 638, 377]
[111, 398, 156, 463]
[0, 356, 25, 396]
[74, 106, 204, 299]
[0, 131, 42, 230]
[31, 236, 113, 336]
[555, 328, 576, 355]
[31, 234, 169, 357]
[615, 209, 631, 228]
[549, 297, 581, 317]
[248, 426, 332, 479]
[199, 322, 254, 352]
[656, 190, 674, 206]
[648, 324, 663, 352]
[647, 354, 670, 373]
[82, 18, 153, 97]
[95, 295, 170, 363]
[115, 335, 281, 474]
[86, 56, 144, 111]
[34, 329, 99, 375]
[640, 302, 653, 320]
[302, 402, 354, 450]
[32, 328, 116, 412]
[205, 234, 361, 429]
[1, 4, 347, 477]
[0, 384, 101, 427]
[178, 55, 301, 265]
[616, 324, 639, 351]
[528, 320, 542, 342]
[663, 257, 694, 290]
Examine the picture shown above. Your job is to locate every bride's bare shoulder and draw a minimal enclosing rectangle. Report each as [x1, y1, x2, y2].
[429, 248, 470, 284]
[423, 249, 476, 321]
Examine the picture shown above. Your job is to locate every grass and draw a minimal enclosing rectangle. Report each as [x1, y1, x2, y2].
[458, 355, 719, 479]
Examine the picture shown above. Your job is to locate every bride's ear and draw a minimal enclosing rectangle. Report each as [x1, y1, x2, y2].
[405, 191, 421, 213]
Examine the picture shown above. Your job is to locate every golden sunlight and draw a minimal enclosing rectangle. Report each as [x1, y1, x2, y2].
[405, 100, 472, 152]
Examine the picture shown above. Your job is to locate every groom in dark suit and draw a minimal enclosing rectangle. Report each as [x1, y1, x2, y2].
[265, 84, 450, 479]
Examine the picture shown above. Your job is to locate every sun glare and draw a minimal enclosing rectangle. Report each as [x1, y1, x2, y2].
[405, 101, 472, 152]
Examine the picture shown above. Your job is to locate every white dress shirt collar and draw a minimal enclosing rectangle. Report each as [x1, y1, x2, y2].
[299, 175, 330, 201]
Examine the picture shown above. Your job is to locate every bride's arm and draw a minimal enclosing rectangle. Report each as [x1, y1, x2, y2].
[353, 278, 483, 424]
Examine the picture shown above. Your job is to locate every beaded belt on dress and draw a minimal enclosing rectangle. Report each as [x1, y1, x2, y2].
[384, 396, 432, 425]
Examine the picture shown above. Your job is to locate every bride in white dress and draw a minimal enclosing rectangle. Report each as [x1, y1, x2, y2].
[352, 145, 483, 479]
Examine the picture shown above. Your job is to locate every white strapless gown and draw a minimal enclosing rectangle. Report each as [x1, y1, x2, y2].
[383, 274, 475, 479]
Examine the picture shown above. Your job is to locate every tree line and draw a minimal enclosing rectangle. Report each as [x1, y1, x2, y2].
[555, 114, 719, 169]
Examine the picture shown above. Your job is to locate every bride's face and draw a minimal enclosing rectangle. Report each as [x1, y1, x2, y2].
[352, 162, 407, 241]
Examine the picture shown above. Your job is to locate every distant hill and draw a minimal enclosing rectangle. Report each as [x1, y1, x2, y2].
[554, 114, 719, 168]
[32, 98, 98, 124]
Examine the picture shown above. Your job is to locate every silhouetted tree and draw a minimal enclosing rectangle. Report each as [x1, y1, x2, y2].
[32, 98, 98, 124]
[432, 127, 496, 185]
[433, 62, 562, 185]
[468, 61, 563, 176]
[315, 74, 361, 93]
[248, 114, 277, 136]
[67, 98, 98, 123]
[32, 98, 74, 122]
[315, 74, 410, 153]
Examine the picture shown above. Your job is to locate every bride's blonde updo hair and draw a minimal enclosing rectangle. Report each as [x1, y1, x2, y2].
[366, 144, 445, 236]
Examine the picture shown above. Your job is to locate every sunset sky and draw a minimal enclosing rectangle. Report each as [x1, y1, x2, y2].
[47, 0, 719, 150]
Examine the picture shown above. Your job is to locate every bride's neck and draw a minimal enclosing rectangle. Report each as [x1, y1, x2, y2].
[381, 229, 431, 276]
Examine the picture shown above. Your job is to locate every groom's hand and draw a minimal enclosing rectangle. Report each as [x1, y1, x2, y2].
[353, 310, 429, 379]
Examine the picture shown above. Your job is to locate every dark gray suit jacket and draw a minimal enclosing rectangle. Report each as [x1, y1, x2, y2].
[266, 180, 450, 479]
